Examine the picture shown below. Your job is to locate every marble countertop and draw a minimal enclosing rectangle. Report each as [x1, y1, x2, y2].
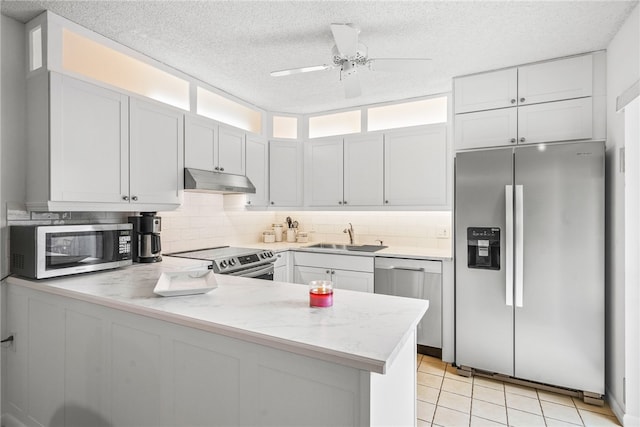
[6, 257, 428, 374]
[244, 241, 452, 261]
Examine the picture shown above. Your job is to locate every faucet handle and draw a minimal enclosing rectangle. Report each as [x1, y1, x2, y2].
[375, 239, 384, 246]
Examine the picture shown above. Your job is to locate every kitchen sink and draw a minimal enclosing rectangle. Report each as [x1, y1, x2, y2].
[305, 243, 388, 252]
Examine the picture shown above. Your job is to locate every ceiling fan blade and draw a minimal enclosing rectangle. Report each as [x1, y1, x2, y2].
[368, 58, 432, 72]
[330, 23, 359, 58]
[342, 73, 361, 98]
[270, 64, 331, 77]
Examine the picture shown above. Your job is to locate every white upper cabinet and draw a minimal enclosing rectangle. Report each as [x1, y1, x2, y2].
[269, 140, 303, 207]
[129, 98, 184, 205]
[517, 55, 592, 105]
[305, 138, 344, 207]
[517, 97, 593, 144]
[218, 125, 246, 176]
[33, 72, 183, 211]
[384, 125, 448, 206]
[305, 134, 384, 207]
[344, 134, 384, 206]
[184, 116, 246, 175]
[454, 107, 518, 150]
[49, 73, 129, 204]
[245, 135, 269, 207]
[454, 53, 597, 151]
[454, 68, 518, 114]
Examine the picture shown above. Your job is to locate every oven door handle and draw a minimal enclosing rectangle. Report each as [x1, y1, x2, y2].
[226, 263, 274, 278]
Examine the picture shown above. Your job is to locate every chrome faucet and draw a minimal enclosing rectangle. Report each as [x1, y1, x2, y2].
[343, 223, 354, 244]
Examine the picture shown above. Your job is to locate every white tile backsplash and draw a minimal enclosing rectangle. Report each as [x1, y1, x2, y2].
[159, 193, 452, 253]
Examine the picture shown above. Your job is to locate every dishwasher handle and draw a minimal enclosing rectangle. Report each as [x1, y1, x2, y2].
[375, 266, 425, 272]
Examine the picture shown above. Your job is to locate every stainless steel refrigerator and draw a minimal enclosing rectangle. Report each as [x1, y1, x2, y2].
[454, 140, 604, 397]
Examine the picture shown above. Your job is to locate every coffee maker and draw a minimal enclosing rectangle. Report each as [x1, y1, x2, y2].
[128, 212, 162, 263]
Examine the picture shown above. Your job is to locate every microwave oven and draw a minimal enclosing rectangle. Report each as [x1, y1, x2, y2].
[10, 223, 133, 279]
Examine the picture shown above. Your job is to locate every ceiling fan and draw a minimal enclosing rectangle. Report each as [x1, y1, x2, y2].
[270, 23, 432, 98]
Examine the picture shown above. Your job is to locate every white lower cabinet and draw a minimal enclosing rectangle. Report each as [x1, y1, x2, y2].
[293, 252, 374, 293]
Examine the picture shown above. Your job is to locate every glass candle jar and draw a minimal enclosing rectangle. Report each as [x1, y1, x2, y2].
[309, 280, 333, 308]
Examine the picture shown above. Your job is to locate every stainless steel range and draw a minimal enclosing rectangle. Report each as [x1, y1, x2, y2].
[165, 246, 276, 280]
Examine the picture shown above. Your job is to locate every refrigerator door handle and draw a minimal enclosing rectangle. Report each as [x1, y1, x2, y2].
[515, 184, 524, 307]
[505, 185, 514, 306]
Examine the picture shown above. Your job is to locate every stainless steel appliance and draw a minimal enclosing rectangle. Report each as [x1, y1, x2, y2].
[455, 141, 605, 398]
[10, 223, 132, 279]
[166, 247, 276, 279]
[374, 257, 442, 357]
[128, 212, 162, 263]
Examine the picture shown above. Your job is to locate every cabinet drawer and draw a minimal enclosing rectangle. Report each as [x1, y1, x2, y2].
[293, 252, 373, 272]
[454, 108, 518, 150]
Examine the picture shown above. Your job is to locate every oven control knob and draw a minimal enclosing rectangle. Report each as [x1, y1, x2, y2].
[268, 251, 273, 257]
[220, 260, 228, 269]
[229, 258, 236, 266]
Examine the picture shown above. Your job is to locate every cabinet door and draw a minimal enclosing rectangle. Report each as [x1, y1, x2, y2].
[49, 74, 129, 203]
[454, 68, 518, 113]
[518, 54, 593, 105]
[269, 140, 303, 207]
[332, 270, 374, 293]
[245, 135, 269, 207]
[218, 125, 246, 175]
[130, 98, 184, 205]
[385, 125, 448, 206]
[184, 115, 216, 171]
[306, 138, 343, 207]
[517, 98, 593, 144]
[455, 108, 518, 150]
[344, 134, 384, 206]
[293, 266, 330, 285]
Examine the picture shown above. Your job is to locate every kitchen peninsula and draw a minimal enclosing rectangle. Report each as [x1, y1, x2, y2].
[3, 257, 428, 427]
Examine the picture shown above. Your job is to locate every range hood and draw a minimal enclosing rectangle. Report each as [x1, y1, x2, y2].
[184, 168, 256, 194]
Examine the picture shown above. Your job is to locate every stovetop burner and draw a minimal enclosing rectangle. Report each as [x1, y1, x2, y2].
[165, 246, 275, 274]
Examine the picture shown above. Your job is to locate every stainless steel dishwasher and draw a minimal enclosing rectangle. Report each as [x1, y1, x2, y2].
[374, 257, 442, 356]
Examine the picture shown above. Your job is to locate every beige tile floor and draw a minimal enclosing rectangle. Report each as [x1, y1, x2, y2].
[416, 354, 621, 427]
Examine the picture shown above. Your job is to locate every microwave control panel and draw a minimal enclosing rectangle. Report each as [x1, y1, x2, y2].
[118, 230, 132, 260]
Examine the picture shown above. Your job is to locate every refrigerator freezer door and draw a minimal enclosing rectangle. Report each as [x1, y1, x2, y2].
[513, 141, 604, 394]
[455, 148, 514, 376]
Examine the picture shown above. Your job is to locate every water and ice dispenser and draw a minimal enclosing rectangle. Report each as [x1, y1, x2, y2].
[467, 227, 500, 270]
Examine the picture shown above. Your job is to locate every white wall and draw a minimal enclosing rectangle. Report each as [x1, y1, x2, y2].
[1, 12, 28, 420]
[1, 15, 27, 278]
[605, 2, 639, 422]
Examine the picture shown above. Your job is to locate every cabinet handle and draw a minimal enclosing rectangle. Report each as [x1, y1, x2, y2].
[510, 99, 516, 104]
[331, 270, 335, 275]
[343, 201, 347, 205]
[246, 200, 251, 205]
[338, 201, 342, 205]
[220, 167, 225, 172]
[270, 201, 274, 205]
[385, 200, 389, 204]
[131, 195, 138, 201]
[214, 166, 219, 171]
[520, 137, 526, 143]
[122, 195, 129, 201]
[326, 270, 331, 274]
[520, 97, 525, 103]
[510, 138, 516, 143]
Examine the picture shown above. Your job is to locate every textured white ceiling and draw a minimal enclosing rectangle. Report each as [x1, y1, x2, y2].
[2, 1, 638, 114]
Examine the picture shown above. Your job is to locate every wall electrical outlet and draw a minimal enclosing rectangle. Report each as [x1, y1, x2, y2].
[436, 227, 449, 238]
